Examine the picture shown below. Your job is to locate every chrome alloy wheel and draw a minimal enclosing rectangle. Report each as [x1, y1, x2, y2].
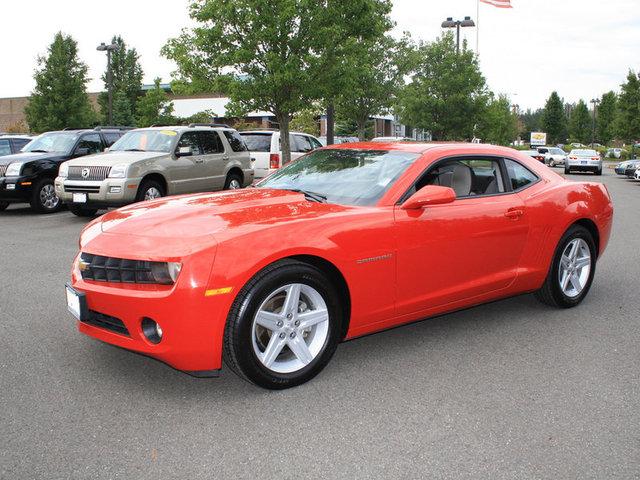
[144, 187, 162, 200]
[251, 283, 329, 374]
[228, 178, 241, 189]
[40, 183, 59, 210]
[558, 238, 591, 298]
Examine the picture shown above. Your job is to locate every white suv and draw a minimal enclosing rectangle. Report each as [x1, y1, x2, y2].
[537, 146, 567, 167]
[239, 130, 323, 179]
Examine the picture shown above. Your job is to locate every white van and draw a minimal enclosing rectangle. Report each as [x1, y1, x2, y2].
[239, 130, 323, 179]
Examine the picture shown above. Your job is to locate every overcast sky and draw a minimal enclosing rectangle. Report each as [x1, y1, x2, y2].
[1, 0, 638, 110]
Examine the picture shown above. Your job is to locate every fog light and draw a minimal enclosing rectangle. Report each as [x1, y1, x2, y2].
[109, 186, 122, 194]
[141, 317, 163, 344]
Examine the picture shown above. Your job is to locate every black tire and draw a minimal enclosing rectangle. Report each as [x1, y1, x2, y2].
[564, 166, 570, 174]
[30, 178, 62, 214]
[223, 172, 243, 190]
[595, 168, 602, 175]
[135, 179, 165, 202]
[534, 225, 597, 308]
[0, 202, 9, 211]
[223, 259, 342, 390]
[68, 204, 99, 217]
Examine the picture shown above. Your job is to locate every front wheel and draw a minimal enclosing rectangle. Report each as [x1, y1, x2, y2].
[136, 179, 165, 202]
[0, 202, 9, 211]
[223, 259, 342, 389]
[535, 225, 596, 308]
[30, 178, 62, 214]
[223, 173, 242, 190]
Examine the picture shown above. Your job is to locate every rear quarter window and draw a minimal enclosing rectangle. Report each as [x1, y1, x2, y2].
[504, 158, 539, 191]
[240, 133, 272, 152]
[223, 131, 248, 152]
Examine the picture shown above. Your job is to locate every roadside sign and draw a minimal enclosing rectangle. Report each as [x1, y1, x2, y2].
[530, 132, 547, 146]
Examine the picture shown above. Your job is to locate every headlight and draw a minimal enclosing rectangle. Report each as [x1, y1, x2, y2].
[5, 162, 23, 176]
[150, 262, 182, 285]
[108, 164, 129, 178]
[59, 163, 69, 178]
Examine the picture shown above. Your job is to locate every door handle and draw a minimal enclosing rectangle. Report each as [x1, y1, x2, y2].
[504, 209, 524, 219]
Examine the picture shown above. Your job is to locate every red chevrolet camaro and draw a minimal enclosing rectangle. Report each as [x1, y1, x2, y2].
[66, 142, 613, 389]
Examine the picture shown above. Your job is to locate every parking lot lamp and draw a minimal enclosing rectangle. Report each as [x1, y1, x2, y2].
[590, 98, 600, 145]
[97, 42, 119, 124]
[441, 16, 476, 55]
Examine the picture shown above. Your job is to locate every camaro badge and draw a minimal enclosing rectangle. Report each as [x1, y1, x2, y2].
[356, 253, 393, 264]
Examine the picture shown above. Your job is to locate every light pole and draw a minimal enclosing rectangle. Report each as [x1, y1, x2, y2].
[97, 42, 118, 125]
[590, 98, 600, 145]
[441, 16, 476, 55]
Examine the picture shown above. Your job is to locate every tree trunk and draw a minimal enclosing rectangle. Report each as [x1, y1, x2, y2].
[277, 113, 292, 165]
[326, 102, 335, 145]
[357, 119, 367, 141]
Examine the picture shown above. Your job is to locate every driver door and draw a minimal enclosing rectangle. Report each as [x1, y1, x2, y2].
[393, 156, 529, 316]
[172, 132, 208, 193]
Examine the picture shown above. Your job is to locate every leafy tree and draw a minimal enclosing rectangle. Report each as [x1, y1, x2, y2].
[476, 94, 518, 145]
[397, 33, 488, 141]
[290, 108, 321, 136]
[25, 32, 96, 132]
[163, 0, 393, 163]
[597, 91, 617, 145]
[541, 91, 567, 144]
[519, 108, 543, 143]
[135, 78, 174, 127]
[569, 100, 591, 144]
[336, 35, 410, 140]
[111, 91, 135, 127]
[98, 35, 144, 124]
[616, 71, 640, 143]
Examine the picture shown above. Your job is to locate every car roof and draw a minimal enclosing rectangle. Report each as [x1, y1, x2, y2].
[327, 141, 524, 155]
[136, 126, 236, 133]
[239, 130, 316, 136]
[0, 134, 32, 139]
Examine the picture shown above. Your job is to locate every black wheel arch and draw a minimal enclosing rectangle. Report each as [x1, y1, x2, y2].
[139, 173, 168, 194]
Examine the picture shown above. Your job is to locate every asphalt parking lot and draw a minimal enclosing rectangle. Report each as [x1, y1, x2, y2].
[1, 168, 639, 479]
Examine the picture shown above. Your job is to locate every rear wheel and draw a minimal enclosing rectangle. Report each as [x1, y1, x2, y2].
[68, 204, 98, 217]
[0, 202, 9, 211]
[224, 172, 242, 190]
[223, 259, 342, 389]
[136, 179, 165, 202]
[595, 167, 602, 175]
[564, 166, 571, 174]
[30, 178, 61, 214]
[535, 225, 596, 308]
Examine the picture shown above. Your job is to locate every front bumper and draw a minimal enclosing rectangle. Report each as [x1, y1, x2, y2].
[0, 175, 35, 202]
[55, 177, 141, 207]
[69, 249, 229, 375]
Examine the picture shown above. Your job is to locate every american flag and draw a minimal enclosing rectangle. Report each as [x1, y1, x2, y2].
[480, 0, 512, 7]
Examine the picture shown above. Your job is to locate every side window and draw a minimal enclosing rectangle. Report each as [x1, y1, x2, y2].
[103, 132, 122, 147]
[223, 130, 248, 152]
[293, 135, 313, 153]
[77, 134, 103, 154]
[177, 132, 202, 155]
[0, 139, 11, 156]
[504, 158, 538, 191]
[309, 136, 323, 150]
[12, 139, 31, 152]
[416, 157, 505, 198]
[199, 131, 224, 154]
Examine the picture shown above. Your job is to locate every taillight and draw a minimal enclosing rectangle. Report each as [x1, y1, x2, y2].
[269, 153, 280, 169]
[569, 156, 577, 160]
[591, 157, 599, 160]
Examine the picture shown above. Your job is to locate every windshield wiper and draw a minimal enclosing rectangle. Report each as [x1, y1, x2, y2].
[124, 148, 145, 152]
[28, 149, 49, 153]
[285, 188, 327, 203]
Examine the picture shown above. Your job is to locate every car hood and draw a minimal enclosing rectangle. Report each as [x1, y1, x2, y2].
[97, 188, 354, 241]
[0, 151, 67, 165]
[63, 150, 167, 167]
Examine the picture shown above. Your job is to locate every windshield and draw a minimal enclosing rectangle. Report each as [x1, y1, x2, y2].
[110, 129, 177, 153]
[23, 132, 78, 154]
[257, 149, 419, 206]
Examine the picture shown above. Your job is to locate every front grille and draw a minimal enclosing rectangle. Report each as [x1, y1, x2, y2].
[83, 310, 129, 336]
[68, 166, 112, 181]
[65, 185, 100, 193]
[80, 253, 161, 284]
[0, 165, 7, 177]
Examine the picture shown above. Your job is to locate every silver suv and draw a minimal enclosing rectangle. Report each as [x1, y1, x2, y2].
[55, 124, 254, 216]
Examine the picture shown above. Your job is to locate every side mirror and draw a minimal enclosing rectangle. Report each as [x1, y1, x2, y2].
[176, 146, 192, 157]
[74, 147, 90, 157]
[402, 185, 456, 210]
